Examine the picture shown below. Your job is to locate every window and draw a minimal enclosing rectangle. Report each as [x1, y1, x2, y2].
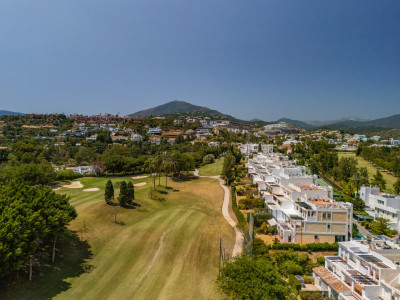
[327, 213, 331, 218]
[315, 235, 319, 239]
[322, 213, 326, 219]
[327, 224, 331, 231]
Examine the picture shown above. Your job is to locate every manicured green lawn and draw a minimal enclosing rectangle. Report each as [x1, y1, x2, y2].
[338, 152, 398, 190]
[3, 176, 234, 300]
[198, 158, 224, 176]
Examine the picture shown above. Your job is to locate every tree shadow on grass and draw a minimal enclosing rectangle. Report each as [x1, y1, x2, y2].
[171, 174, 198, 182]
[122, 202, 141, 210]
[0, 231, 93, 300]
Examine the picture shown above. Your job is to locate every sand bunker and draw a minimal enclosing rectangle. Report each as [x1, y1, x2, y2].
[83, 188, 100, 192]
[134, 182, 147, 187]
[132, 175, 148, 179]
[63, 181, 84, 189]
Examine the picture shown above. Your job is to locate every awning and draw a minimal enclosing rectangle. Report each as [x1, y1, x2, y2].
[268, 219, 277, 226]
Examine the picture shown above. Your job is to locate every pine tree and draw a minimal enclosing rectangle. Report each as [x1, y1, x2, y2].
[394, 179, 400, 195]
[127, 181, 135, 204]
[105, 179, 114, 204]
[222, 152, 236, 184]
[118, 181, 128, 207]
[372, 170, 387, 191]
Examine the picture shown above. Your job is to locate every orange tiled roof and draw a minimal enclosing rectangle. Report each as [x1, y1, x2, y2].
[313, 266, 350, 294]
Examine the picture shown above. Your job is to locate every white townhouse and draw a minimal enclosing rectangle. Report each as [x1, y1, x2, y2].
[314, 239, 400, 300]
[247, 151, 352, 244]
[360, 186, 400, 231]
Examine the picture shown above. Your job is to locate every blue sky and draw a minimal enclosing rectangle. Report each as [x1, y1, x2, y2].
[0, 1, 399, 121]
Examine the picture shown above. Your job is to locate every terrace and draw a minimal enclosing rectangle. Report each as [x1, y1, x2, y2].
[358, 255, 390, 269]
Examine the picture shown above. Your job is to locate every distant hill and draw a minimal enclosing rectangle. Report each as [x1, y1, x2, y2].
[306, 116, 368, 127]
[360, 114, 400, 129]
[128, 100, 224, 118]
[326, 114, 400, 130]
[276, 118, 316, 130]
[0, 110, 24, 116]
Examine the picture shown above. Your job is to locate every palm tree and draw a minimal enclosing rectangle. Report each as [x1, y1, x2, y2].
[145, 157, 157, 189]
[154, 154, 163, 186]
[162, 153, 172, 188]
[350, 172, 363, 197]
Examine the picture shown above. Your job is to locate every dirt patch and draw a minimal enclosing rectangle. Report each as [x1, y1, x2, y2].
[63, 181, 84, 189]
[134, 182, 147, 187]
[132, 175, 148, 179]
[256, 234, 279, 245]
[83, 188, 100, 192]
[300, 251, 337, 263]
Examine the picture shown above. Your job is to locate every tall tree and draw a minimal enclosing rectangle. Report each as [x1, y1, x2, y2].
[370, 218, 394, 237]
[216, 255, 296, 300]
[118, 181, 128, 207]
[127, 181, 135, 204]
[162, 152, 172, 188]
[145, 157, 157, 189]
[0, 183, 77, 279]
[105, 179, 114, 204]
[222, 153, 236, 184]
[350, 172, 363, 196]
[372, 170, 387, 191]
[359, 167, 370, 186]
[337, 157, 358, 181]
[394, 179, 400, 195]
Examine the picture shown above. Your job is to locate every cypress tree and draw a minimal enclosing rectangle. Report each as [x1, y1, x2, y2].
[118, 181, 128, 207]
[127, 181, 135, 204]
[105, 179, 114, 204]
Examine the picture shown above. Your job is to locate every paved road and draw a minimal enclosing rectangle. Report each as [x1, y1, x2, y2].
[194, 169, 244, 257]
[353, 220, 371, 238]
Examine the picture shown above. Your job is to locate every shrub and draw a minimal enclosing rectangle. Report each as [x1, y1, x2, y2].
[231, 186, 245, 223]
[254, 212, 274, 227]
[303, 275, 314, 284]
[288, 274, 302, 291]
[316, 257, 325, 266]
[202, 154, 215, 165]
[284, 261, 304, 275]
[55, 169, 82, 181]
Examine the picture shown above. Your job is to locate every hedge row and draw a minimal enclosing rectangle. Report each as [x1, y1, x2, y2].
[266, 242, 338, 252]
[231, 185, 245, 223]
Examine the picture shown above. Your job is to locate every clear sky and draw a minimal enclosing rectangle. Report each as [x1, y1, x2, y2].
[0, 1, 399, 121]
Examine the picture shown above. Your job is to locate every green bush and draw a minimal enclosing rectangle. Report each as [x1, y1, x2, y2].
[55, 169, 82, 181]
[288, 274, 302, 291]
[231, 186, 245, 223]
[303, 275, 314, 284]
[316, 257, 325, 266]
[284, 261, 304, 275]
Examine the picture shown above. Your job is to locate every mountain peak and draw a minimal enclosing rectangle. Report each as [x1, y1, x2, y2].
[127, 100, 218, 117]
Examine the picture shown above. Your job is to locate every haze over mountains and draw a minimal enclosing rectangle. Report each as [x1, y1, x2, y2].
[2, 100, 399, 130]
[0, 110, 24, 116]
[127, 100, 400, 130]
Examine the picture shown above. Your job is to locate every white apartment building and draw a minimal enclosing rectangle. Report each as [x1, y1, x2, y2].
[314, 239, 400, 300]
[247, 152, 353, 244]
[239, 143, 259, 155]
[360, 186, 400, 231]
[148, 128, 162, 135]
[130, 134, 142, 141]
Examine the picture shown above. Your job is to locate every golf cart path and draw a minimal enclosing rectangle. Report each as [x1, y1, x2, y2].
[194, 169, 243, 257]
